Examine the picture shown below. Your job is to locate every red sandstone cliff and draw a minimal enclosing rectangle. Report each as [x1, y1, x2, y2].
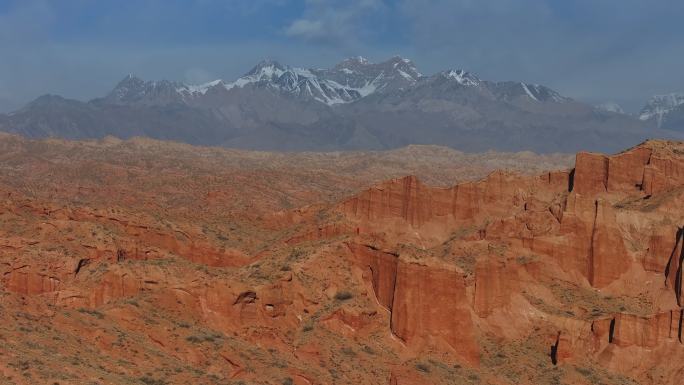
[334, 140, 684, 384]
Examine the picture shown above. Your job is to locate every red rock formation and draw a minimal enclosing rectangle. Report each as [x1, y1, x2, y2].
[527, 194, 630, 288]
[606, 147, 652, 193]
[346, 242, 479, 365]
[3, 266, 62, 295]
[390, 260, 479, 366]
[572, 152, 609, 195]
[644, 225, 680, 272]
[665, 228, 684, 305]
[610, 311, 682, 348]
[547, 192, 595, 279]
[589, 199, 631, 287]
[473, 258, 519, 318]
[591, 317, 614, 351]
[347, 243, 398, 310]
[643, 155, 684, 195]
[339, 175, 445, 227]
[339, 172, 565, 228]
[572, 142, 684, 196]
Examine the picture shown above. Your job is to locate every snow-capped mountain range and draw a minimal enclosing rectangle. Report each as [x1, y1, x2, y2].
[101, 56, 421, 106]
[102, 56, 567, 107]
[1, 56, 681, 153]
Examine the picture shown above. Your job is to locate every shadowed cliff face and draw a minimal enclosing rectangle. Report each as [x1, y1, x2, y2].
[1, 136, 684, 384]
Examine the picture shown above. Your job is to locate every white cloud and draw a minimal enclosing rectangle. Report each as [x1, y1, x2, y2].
[285, 19, 325, 39]
[283, 0, 386, 45]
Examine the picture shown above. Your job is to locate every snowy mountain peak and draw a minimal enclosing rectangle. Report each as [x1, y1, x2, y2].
[640, 93, 684, 126]
[114, 74, 145, 89]
[105, 75, 186, 104]
[218, 56, 427, 105]
[334, 57, 373, 75]
[245, 59, 287, 79]
[386, 55, 411, 64]
[383, 56, 422, 80]
[442, 69, 480, 86]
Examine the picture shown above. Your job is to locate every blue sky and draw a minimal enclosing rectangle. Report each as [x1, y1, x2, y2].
[1, 0, 683, 112]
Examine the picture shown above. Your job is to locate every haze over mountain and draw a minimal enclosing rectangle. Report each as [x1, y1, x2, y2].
[1, 56, 682, 153]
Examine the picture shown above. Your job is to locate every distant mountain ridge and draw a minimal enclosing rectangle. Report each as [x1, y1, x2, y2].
[1, 56, 682, 153]
[99, 56, 567, 107]
[95, 56, 423, 107]
[639, 93, 684, 130]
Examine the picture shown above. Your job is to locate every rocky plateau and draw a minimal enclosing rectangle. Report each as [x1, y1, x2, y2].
[1, 134, 684, 384]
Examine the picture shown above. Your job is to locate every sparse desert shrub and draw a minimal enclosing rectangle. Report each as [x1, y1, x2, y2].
[77, 308, 104, 319]
[516, 255, 536, 264]
[139, 377, 166, 385]
[362, 345, 375, 355]
[288, 248, 305, 261]
[576, 367, 601, 383]
[125, 299, 139, 307]
[282, 378, 294, 385]
[203, 333, 223, 343]
[341, 347, 356, 356]
[415, 363, 430, 373]
[272, 360, 288, 369]
[185, 335, 202, 343]
[186, 332, 222, 344]
[334, 291, 353, 301]
[576, 367, 592, 376]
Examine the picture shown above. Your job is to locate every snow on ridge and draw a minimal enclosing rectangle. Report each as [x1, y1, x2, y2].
[639, 93, 684, 122]
[521, 83, 539, 101]
[126, 57, 569, 107]
[525, 84, 568, 103]
[444, 70, 480, 86]
[255, 64, 286, 79]
[397, 69, 416, 81]
[216, 61, 391, 105]
[178, 79, 223, 95]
